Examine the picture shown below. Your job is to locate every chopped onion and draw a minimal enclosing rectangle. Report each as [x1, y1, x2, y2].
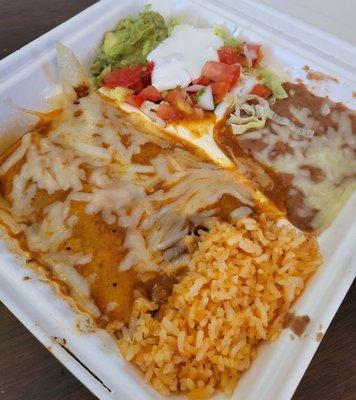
[197, 85, 214, 111]
[140, 101, 166, 128]
[141, 100, 159, 112]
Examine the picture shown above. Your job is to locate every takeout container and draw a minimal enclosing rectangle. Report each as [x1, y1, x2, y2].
[0, 1, 355, 399]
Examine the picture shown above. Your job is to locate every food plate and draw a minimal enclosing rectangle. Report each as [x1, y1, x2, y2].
[0, 0, 355, 399]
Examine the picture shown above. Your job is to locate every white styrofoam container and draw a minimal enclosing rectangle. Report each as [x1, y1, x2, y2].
[0, 1, 355, 399]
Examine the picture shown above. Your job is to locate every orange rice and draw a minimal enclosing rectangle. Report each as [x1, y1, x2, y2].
[117, 214, 322, 398]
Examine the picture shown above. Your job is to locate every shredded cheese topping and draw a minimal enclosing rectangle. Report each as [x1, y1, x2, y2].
[0, 91, 256, 309]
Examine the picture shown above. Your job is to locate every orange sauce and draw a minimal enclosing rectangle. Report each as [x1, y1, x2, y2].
[0, 106, 285, 326]
[214, 116, 288, 212]
[0, 112, 152, 325]
[0, 108, 227, 326]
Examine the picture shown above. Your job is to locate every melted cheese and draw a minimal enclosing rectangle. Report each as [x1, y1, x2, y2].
[0, 207, 24, 234]
[0, 90, 261, 303]
[24, 200, 77, 252]
[44, 251, 99, 317]
[0, 134, 32, 175]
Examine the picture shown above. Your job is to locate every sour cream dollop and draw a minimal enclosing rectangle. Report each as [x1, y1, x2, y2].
[147, 25, 223, 91]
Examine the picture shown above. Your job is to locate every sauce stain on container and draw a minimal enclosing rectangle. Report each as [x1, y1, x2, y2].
[283, 312, 310, 336]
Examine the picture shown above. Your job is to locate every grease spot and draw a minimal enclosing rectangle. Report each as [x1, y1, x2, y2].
[316, 332, 324, 342]
[53, 336, 67, 346]
[283, 312, 310, 336]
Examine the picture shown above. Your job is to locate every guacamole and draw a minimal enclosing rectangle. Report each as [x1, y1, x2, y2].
[91, 8, 168, 84]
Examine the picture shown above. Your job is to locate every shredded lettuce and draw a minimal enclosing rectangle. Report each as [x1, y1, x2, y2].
[214, 25, 240, 47]
[257, 68, 288, 100]
[228, 95, 268, 135]
[228, 94, 314, 138]
[229, 115, 266, 135]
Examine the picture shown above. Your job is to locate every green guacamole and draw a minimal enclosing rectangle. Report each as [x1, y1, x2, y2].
[91, 8, 168, 84]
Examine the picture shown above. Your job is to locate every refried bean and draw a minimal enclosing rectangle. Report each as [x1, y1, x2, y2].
[214, 82, 356, 232]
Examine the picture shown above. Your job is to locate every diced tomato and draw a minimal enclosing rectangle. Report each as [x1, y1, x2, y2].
[140, 85, 163, 102]
[102, 62, 155, 91]
[251, 84, 271, 99]
[218, 43, 263, 68]
[125, 85, 162, 108]
[126, 94, 145, 107]
[157, 103, 184, 121]
[130, 79, 144, 94]
[218, 46, 240, 65]
[141, 61, 154, 87]
[225, 52, 249, 68]
[201, 61, 241, 89]
[193, 75, 211, 86]
[103, 65, 143, 89]
[217, 44, 263, 67]
[211, 81, 230, 104]
[147, 61, 154, 73]
[165, 89, 193, 115]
